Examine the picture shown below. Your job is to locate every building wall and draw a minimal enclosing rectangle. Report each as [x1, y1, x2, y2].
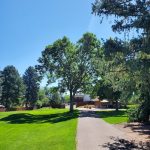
[83, 95, 91, 102]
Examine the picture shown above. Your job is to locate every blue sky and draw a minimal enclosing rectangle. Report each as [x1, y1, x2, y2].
[0, 0, 124, 86]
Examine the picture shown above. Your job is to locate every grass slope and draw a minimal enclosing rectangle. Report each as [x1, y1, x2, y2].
[0, 108, 78, 150]
[97, 110, 128, 124]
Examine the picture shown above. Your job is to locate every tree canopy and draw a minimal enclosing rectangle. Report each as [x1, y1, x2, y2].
[92, 0, 150, 121]
[1, 66, 24, 109]
[92, 0, 150, 33]
[37, 32, 102, 111]
[23, 66, 41, 107]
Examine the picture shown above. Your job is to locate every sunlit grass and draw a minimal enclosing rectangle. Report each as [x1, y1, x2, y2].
[0, 108, 78, 150]
[97, 110, 128, 124]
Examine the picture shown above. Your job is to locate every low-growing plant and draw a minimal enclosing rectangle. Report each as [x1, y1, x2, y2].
[127, 106, 139, 122]
[127, 101, 150, 123]
[50, 100, 65, 108]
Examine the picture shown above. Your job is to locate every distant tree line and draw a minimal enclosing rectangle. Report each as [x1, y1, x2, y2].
[0, 64, 78, 110]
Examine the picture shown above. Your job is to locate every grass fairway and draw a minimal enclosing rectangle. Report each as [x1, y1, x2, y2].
[0, 108, 78, 150]
[97, 110, 128, 124]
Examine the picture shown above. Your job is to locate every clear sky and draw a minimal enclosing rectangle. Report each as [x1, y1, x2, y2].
[0, 0, 124, 86]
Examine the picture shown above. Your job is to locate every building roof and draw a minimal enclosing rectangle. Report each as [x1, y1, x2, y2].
[75, 94, 84, 98]
[0, 105, 5, 108]
[101, 99, 109, 103]
[92, 98, 99, 102]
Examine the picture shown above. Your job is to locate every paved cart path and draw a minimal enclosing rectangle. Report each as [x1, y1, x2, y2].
[77, 110, 130, 150]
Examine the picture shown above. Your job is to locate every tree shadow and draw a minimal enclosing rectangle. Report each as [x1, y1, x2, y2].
[102, 137, 150, 150]
[124, 123, 150, 138]
[96, 110, 127, 119]
[79, 110, 100, 118]
[0, 110, 79, 124]
[78, 110, 126, 119]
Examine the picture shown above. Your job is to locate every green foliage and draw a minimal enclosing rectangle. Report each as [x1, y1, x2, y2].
[128, 101, 150, 122]
[138, 99, 150, 122]
[85, 37, 131, 110]
[127, 106, 139, 122]
[92, 0, 150, 33]
[96, 80, 118, 100]
[64, 95, 70, 103]
[0, 109, 78, 150]
[1, 66, 25, 108]
[37, 32, 102, 111]
[92, 0, 150, 121]
[103, 38, 127, 59]
[47, 87, 64, 108]
[36, 88, 49, 107]
[23, 66, 41, 107]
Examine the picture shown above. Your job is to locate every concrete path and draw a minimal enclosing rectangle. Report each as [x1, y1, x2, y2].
[77, 110, 130, 150]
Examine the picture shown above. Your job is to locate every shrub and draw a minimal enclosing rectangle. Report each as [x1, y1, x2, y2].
[50, 100, 65, 108]
[138, 101, 150, 122]
[127, 106, 139, 122]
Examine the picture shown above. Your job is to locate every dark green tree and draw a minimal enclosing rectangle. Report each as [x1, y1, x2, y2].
[37, 33, 102, 112]
[92, 0, 150, 34]
[92, 0, 150, 121]
[48, 87, 62, 108]
[92, 79, 121, 110]
[23, 66, 41, 107]
[1, 66, 24, 108]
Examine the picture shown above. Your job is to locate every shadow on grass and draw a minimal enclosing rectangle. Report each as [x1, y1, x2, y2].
[96, 110, 127, 118]
[0, 110, 79, 124]
[103, 136, 150, 150]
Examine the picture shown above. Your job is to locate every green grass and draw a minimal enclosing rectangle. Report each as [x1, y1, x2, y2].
[97, 110, 128, 124]
[0, 108, 78, 150]
[127, 104, 138, 109]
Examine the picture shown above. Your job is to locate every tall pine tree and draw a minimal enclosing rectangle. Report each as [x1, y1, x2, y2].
[23, 66, 40, 107]
[1, 66, 24, 108]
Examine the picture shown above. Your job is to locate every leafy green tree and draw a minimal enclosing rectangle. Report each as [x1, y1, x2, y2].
[37, 33, 101, 111]
[92, 0, 150, 121]
[1, 66, 24, 108]
[93, 79, 121, 110]
[43, 86, 64, 108]
[36, 88, 49, 107]
[96, 80, 113, 100]
[64, 95, 70, 103]
[48, 87, 62, 107]
[38, 88, 49, 102]
[23, 66, 41, 107]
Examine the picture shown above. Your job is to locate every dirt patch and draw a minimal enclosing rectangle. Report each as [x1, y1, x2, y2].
[114, 122, 150, 143]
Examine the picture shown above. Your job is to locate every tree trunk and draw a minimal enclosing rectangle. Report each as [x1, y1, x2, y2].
[5, 99, 10, 110]
[143, 113, 150, 122]
[25, 102, 28, 109]
[116, 100, 118, 111]
[69, 90, 74, 112]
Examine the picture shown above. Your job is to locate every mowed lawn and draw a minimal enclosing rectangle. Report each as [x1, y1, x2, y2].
[97, 110, 128, 124]
[0, 108, 78, 150]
